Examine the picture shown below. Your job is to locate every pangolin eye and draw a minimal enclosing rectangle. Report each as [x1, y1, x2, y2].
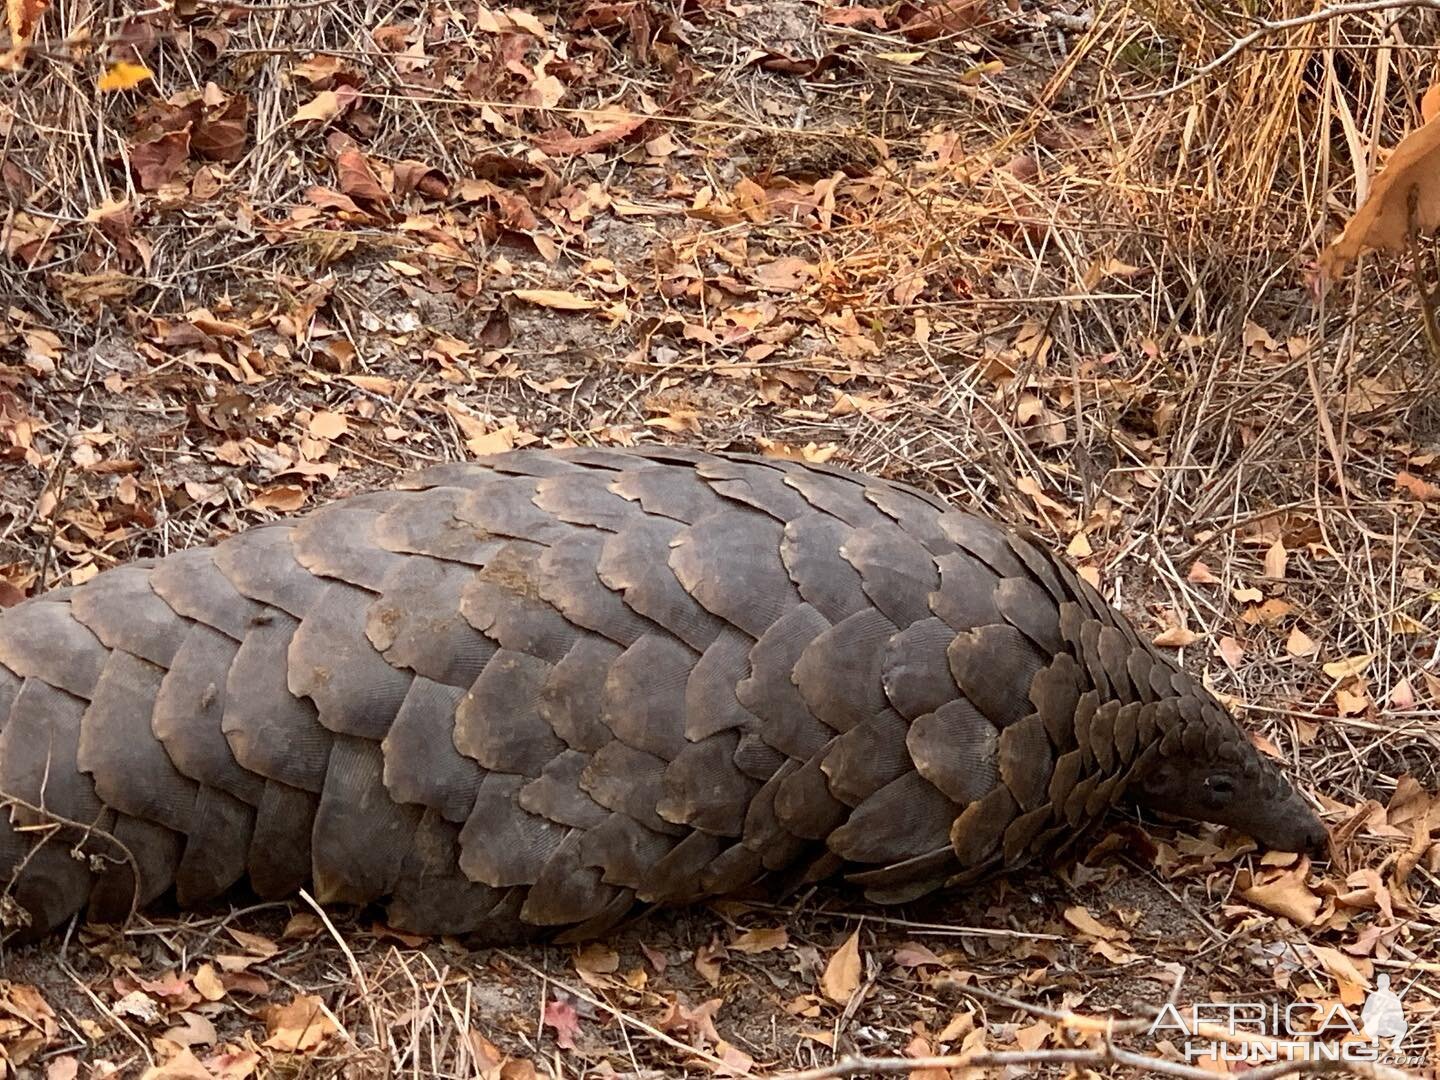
[1206, 775, 1236, 798]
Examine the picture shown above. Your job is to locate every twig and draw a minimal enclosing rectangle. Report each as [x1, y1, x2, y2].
[772, 1048, 1423, 1080]
[1121, 0, 1440, 101]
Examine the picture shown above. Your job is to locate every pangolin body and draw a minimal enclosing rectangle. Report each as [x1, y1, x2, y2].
[0, 447, 1324, 943]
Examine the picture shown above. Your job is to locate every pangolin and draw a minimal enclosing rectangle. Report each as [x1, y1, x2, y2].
[0, 447, 1326, 943]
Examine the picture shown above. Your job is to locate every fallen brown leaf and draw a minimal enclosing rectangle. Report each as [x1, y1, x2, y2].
[261, 994, 337, 1053]
[1321, 82, 1440, 276]
[820, 928, 862, 1004]
[1241, 863, 1321, 924]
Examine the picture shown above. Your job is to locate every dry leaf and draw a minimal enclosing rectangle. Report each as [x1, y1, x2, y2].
[193, 964, 226, 1002]
[249, 484, 305, 512]
[1066, 531, 1093, 558]
[1391, 677, 1417, 710]
[730, 927, 788, 954]
[308, 411, 348, 439]
[892, 941, 946, 969]
[98, 60, 153, 91]
[1217, 636, 1244, 670]
[1241, 863, 1321, 924]
[1323, 654, 1374, 681]
[292, 88, 358, 124]
[1062, 905, 1125, 940]
[753, 256, 814, 292]
[1285, 627, 1318, 658]
[5, 0, 47, 45]
[1263, 539, 1287, 579]
[261, 994, 337, 1052]
[573, 943, 619, 975]
[1335, 685, 1369, 716]
[1187, 560, 1219, 585]
[533, 113, 648, 156]
[1395, 470, 1440, 502]
[819, 929, 862, 1004]
[137, 1050, 213, 1080]
[512, 289, 597, 311]
[1152, 625, 1199, 649]
[542, 997, 581, 1050]
[1321, 85, 1440, 276]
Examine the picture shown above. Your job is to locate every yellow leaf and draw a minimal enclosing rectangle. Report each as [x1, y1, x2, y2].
[98, 60, 153, 92]
[819, 929, 862, 1004]
[512, 288, 597, 311]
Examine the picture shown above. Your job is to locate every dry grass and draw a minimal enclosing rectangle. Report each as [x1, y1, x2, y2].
[2, 0, 1440, 1075]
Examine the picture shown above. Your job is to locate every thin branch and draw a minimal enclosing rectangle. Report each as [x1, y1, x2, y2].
[1121, 0, 1440, 101]
[774, 1047, 1424, 1080]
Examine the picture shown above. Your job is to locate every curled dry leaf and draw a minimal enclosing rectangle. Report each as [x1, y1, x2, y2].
[1395, 470, 1440, 502]
[261, 994, 337, 1053]
[1241, 863, 1321, 925]
[1263, 539, 1287, 579]
[292, 86, 360, 124]
[1321, 82, 1440, 277]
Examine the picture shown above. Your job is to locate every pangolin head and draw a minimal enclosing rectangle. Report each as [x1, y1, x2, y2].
[1130, 710, 1328, 857]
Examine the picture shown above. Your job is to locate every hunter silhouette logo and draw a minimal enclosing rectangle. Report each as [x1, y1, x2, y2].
[1361, 975, 1407, 1051]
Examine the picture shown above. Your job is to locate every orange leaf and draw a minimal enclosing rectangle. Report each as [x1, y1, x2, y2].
[1396, 469, 1440, 502]
[532, 113, 648, 156]
[98, 60, 153, 91]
